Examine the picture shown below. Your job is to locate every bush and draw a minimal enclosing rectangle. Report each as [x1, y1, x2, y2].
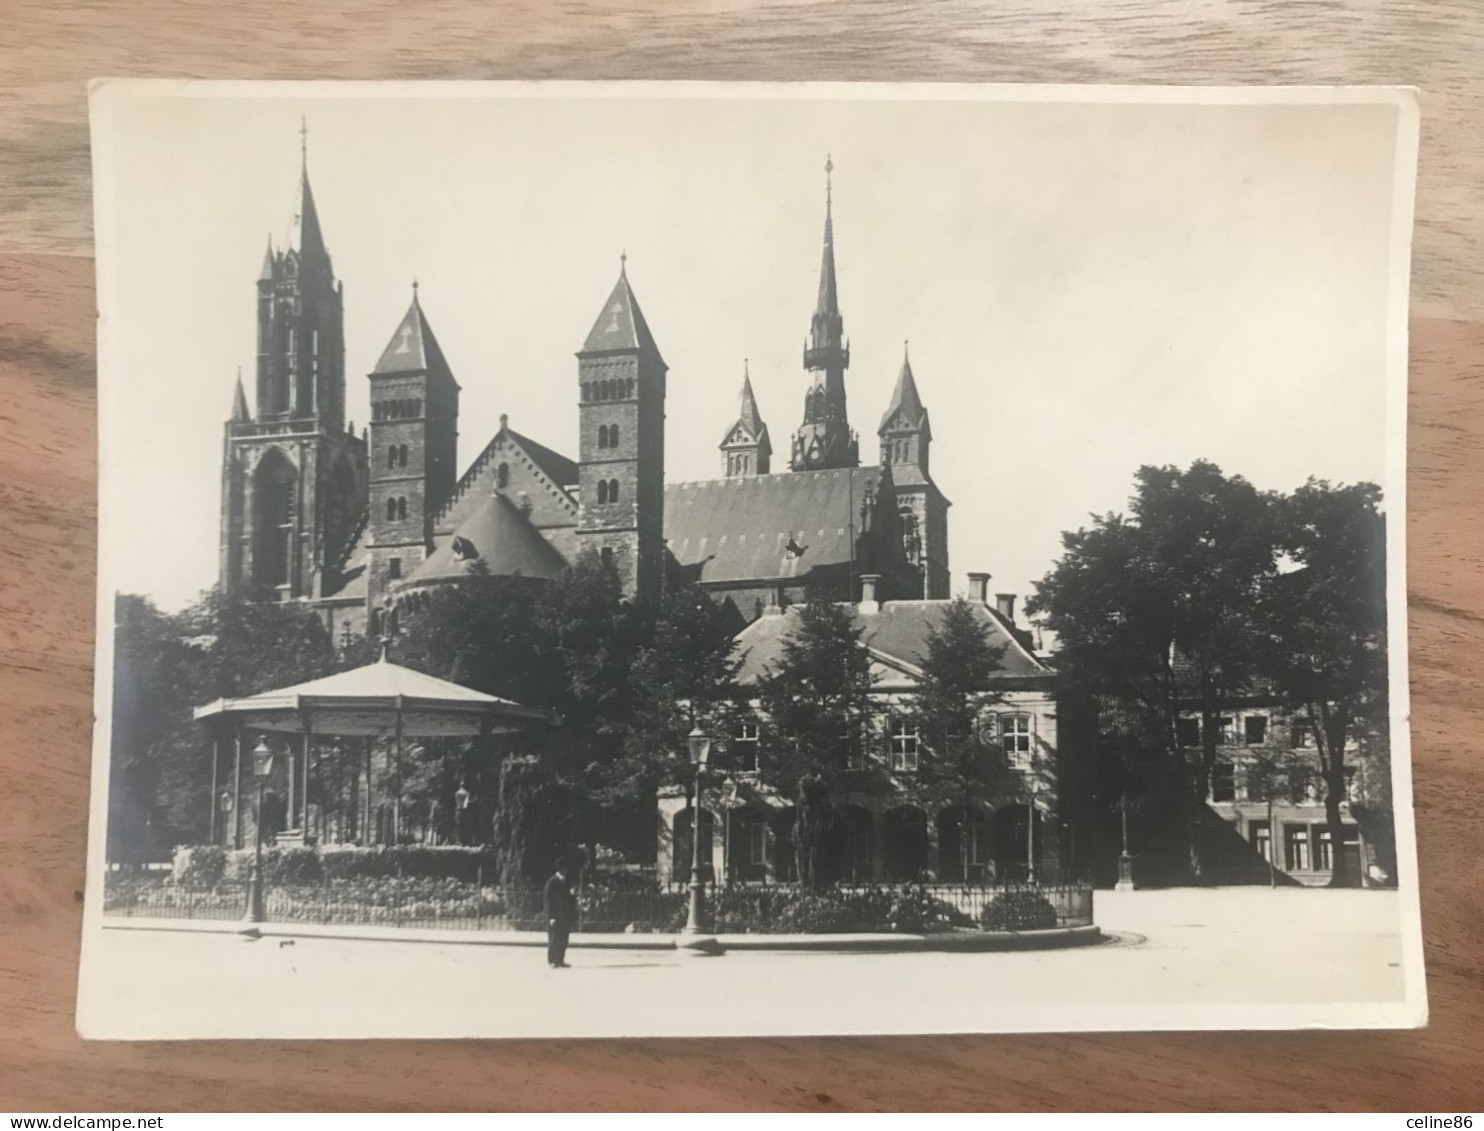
[172, 845, 226, 888]
[979, 890, 1059, 931]
[886, 885, 975, 934]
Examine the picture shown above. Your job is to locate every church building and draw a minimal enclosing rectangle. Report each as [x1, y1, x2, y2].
[219, 144, 954, 639]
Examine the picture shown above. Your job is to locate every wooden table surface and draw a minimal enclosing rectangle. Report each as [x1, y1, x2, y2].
[2, 0, 1481, 1112]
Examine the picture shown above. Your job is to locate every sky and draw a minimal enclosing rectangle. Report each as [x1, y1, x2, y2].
[91, 84, 1408, 613]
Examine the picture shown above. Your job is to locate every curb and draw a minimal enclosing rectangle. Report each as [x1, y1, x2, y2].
[102, 917, 1101, 953]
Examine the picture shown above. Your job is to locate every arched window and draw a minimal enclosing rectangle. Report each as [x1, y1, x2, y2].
[609, 424, 620, 448]
[607, 478, 620, 502]
[386, 497, 398, 521]
[412, 399, 421, 417]
[496, 462, 509, 488]
[597, 480, 610, 504]
[396, 497, 408, 521]
[596, 425, 607, 449]
[626, 378, 635, 399]
[387, 447, 397, 469]
[398, 444, 408, 468]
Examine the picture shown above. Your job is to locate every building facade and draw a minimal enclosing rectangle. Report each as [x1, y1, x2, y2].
[655, 578, 1061, 886]
[219, 148, 955, 634]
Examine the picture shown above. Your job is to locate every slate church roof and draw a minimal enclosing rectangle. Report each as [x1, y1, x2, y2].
[663, 466, 889, 587]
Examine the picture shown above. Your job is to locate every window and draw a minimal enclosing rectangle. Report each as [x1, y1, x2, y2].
[387, 447, 397, 469]
[1292, 718, 1315, 748]
[398, 445, 408, 468]
[396, 497, 408, 521]
[1284, 825, 1311, 871]
[1315, 827, 1333, 871]
[1176, 716, 1201, 748]
[1210, 762, 1236, 803]
[1245, 715, 1268, 746]
[1000, 713, 1033, 768]
[607, 478, 620, 502]
[387, 557, 402, 580]
[733, 719, 760, 774]
[1217, 716, 1236, 746]
[1250, 820, 1272, 863]
[496, 463, 509, 489]
[889, 719, 919, 772]
[597, 480, 609, 504]
[386, 498, 398, 521]
[748, 815, 767, 866]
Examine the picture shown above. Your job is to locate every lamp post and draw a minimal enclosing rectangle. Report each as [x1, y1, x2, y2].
[720, 775, 739, 886]
[683, 725, 712, 938]
[218, 790, 234, 849]
[454, 781, 471, 847]
[243, 737, 275, 931]
[1116, 791, 1135, 891]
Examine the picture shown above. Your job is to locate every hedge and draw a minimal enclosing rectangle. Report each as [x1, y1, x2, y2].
[172, 844, 503, 887]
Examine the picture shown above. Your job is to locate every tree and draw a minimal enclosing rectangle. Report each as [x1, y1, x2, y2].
[756, 593, 877, 889]
[906, 597, 1020, 876]
[1029, 461, 1276, 880]
[598, 583, 743, 816]
[1256, 479, 1388, 887]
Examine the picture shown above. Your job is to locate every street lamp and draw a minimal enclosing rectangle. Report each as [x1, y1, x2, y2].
[243, 737, 275, 930]
[720, 775, 740, 887]
[1116, 791, 1136, 891]
[453, 781, 471, 847]
[683, 725, 712, 937]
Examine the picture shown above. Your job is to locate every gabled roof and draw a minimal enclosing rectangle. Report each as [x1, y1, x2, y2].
[507, 427, 578, 490]
[406, 491, 569, 586]
[732, 599, 1050, 687]
[664, 466, 885, 586]
[581, 263, 665, 365]
[373, 287, 453, 377]
[879, 346, 929, 434]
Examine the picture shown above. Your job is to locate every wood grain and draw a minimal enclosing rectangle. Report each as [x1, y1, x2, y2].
[1, 0, 1481, 1112]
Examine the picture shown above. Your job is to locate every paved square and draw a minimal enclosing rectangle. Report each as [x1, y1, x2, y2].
[78, 888, 1414, 1038]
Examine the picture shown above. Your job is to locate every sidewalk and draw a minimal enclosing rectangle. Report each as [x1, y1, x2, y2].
[101, 915, 1101, 953]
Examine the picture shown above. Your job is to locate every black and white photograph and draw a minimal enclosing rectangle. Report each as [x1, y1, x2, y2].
[78, 80, 1422, 1039]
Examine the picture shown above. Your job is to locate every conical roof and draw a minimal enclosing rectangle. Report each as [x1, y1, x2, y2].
[373, 287, 453, 376]
[581, 262, 665, 364]
[720, 365, 770, 448]
[407, 491, 568, 586]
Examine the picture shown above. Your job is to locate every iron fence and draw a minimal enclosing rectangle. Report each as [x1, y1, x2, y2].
[101, 877, 1092, 932]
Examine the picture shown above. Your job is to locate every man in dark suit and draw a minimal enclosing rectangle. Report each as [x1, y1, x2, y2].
[543, 859, 577, 968]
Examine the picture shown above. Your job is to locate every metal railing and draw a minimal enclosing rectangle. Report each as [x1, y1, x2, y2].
[101, 877, 1092, 933]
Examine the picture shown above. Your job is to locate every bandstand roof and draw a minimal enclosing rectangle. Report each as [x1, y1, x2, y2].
[192, 656, 550, 738]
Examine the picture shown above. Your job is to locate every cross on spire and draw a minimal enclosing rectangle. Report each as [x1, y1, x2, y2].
[300, 117, 308, 171]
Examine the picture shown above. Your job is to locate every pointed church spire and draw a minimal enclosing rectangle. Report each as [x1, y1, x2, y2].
[737, 360, 764, 435]
[231, 368, 250, 422]
[258, 235, 276, 282]
[294, 119, 328, 271]
[794, 156, 856, 471]
[880, 340, 927, 430]
[814, 154, 840, 330]
[721, 359, 771, 477]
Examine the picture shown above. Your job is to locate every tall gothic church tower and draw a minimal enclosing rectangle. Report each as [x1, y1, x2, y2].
[791, 156, 859, 472]
[878, 344, 950, 598]
[576, 259, 668, 604]
[219, 130, 367, 601]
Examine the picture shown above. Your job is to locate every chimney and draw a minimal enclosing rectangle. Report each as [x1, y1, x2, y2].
[995, 593, 1017, 623]
[859, 573, 881, 614]
[967, 572, 991, 604]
